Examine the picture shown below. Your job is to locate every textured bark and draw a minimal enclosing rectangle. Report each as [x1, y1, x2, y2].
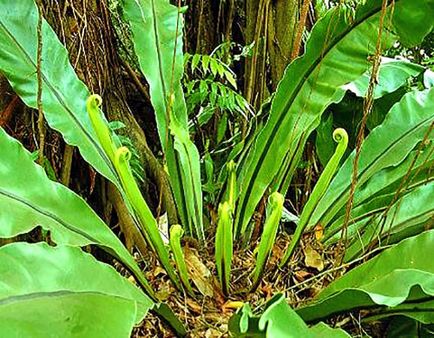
[41, 0, 178, 248]
[192, 0, 216, 54]
[268, 0, 298, 89]
[244, 0, 299, 108]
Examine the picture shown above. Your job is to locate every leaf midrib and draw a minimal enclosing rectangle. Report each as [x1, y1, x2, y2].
[318, 116, 433, 226]
[237, 2, 387, 230]
[0, 290, 135, 307]
[0, 188, 99, 244]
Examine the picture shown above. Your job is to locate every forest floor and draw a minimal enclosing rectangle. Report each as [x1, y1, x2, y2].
[125, 231, 379, 337]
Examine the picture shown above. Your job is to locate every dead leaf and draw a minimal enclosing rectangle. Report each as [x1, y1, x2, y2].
[155, 279, 174, 301]
[184, 247, 214, 297]
[294, 270, 312, 282]
[186, 298, 203, 314]
[205, 328, 223, 338]
[153, 266, 167, 278]
[304, 244, 324, 271]
[314, 224, 324, 240]
[157, 213, 169, 245]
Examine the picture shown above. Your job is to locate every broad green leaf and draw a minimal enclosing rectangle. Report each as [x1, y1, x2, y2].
[297, 230, 434, 323]
[121, 0, 204, 241]
[367, 87, 407, 130]
[0, 2, 152, 259]
[0, 0, 117, 185]
[234, 0, 434, 238]
[309, 323, 351, 338]
[121, 0, 187, 142]
[392, 1, 434, 47]
[315, 113, 335, 167]
[424, 69, 434, 88]
[342, 57, 424, 99]
[323, 146, 434, 244]
[0, 242, 152, 338]
[0, 128, 154, 296]
[368, 298, 434, 325]
[309, 87, 434, 231]
[344, 181, 434, 260]
[229, 294, 350, 337]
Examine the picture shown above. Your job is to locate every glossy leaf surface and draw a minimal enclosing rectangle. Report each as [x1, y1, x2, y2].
[122, 0, 203, 240]
[235, 0, 434, 237]
[0, 242, 152, 338]
[309, 88, 434, 232]
[0, 0, 118, 184]
[0, 128, 154, 296]
[297, 230, 434, 323]
[229, 294, 350, 337]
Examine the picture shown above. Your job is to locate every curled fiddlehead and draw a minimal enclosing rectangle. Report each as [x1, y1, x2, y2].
[87, 95, 181, 291]
[280, 128, 348, 267]
[215, 202, 233, 295]
[86, 94, 117, 163]
[250, 192, 284, 291]
[114, 146, 181, 290]
[169, 224, 194, 295]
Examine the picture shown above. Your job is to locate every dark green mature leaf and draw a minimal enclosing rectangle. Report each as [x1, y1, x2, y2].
[0, 0, 118, 185]
[234, 0, 434, 238]
[229, 294, 350, 337]
[0, 242, 152, 338]
[121, 0, 187, 142]
[323, 145, 434, 245]
[309, 87, 434, 232]
[121, 0, 204, 241]
[315, 113, 335, 167]
[387, 317, 434, 337]
[0, 1, 159, 274]
[297, 230, 434, 323]
[344, 182, 434, 260]
[0, 128, 154, 296]
[368, 298, 434, 325]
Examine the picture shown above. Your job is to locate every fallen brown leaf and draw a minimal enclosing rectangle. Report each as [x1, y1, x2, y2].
[184, 247, 214, 297]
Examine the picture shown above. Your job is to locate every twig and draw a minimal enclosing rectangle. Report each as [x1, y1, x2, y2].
[121, 58, 150, 101]
[36, 1, 45, 165]
[337, 0, 390, 263]
[60, 144, 74, 186]
[290, 0, 312, 61]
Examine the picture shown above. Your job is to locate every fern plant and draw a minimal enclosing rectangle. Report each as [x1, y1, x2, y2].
[0, 0, 433, 337]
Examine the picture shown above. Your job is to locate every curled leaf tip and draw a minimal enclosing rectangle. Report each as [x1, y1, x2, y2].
[170, 224, 184, 239]
[86, 94, 102, 109]
[333, 128, 348, 144]
[269, 191, 284, 207]
[116, 146, 132, 163]
[227, 160, 236, 172]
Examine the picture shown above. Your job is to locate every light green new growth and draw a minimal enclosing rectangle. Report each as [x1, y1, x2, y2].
[280, 128, 348, 267]
[227, 160, 237, 212]
[86, 94, 117, 163]
[250, 192, 284, 291]
[169, 224, 194, 295]
[114, 147, 181, 290]
[215, 202, 233, 295]
[86, 94, 181, 290]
